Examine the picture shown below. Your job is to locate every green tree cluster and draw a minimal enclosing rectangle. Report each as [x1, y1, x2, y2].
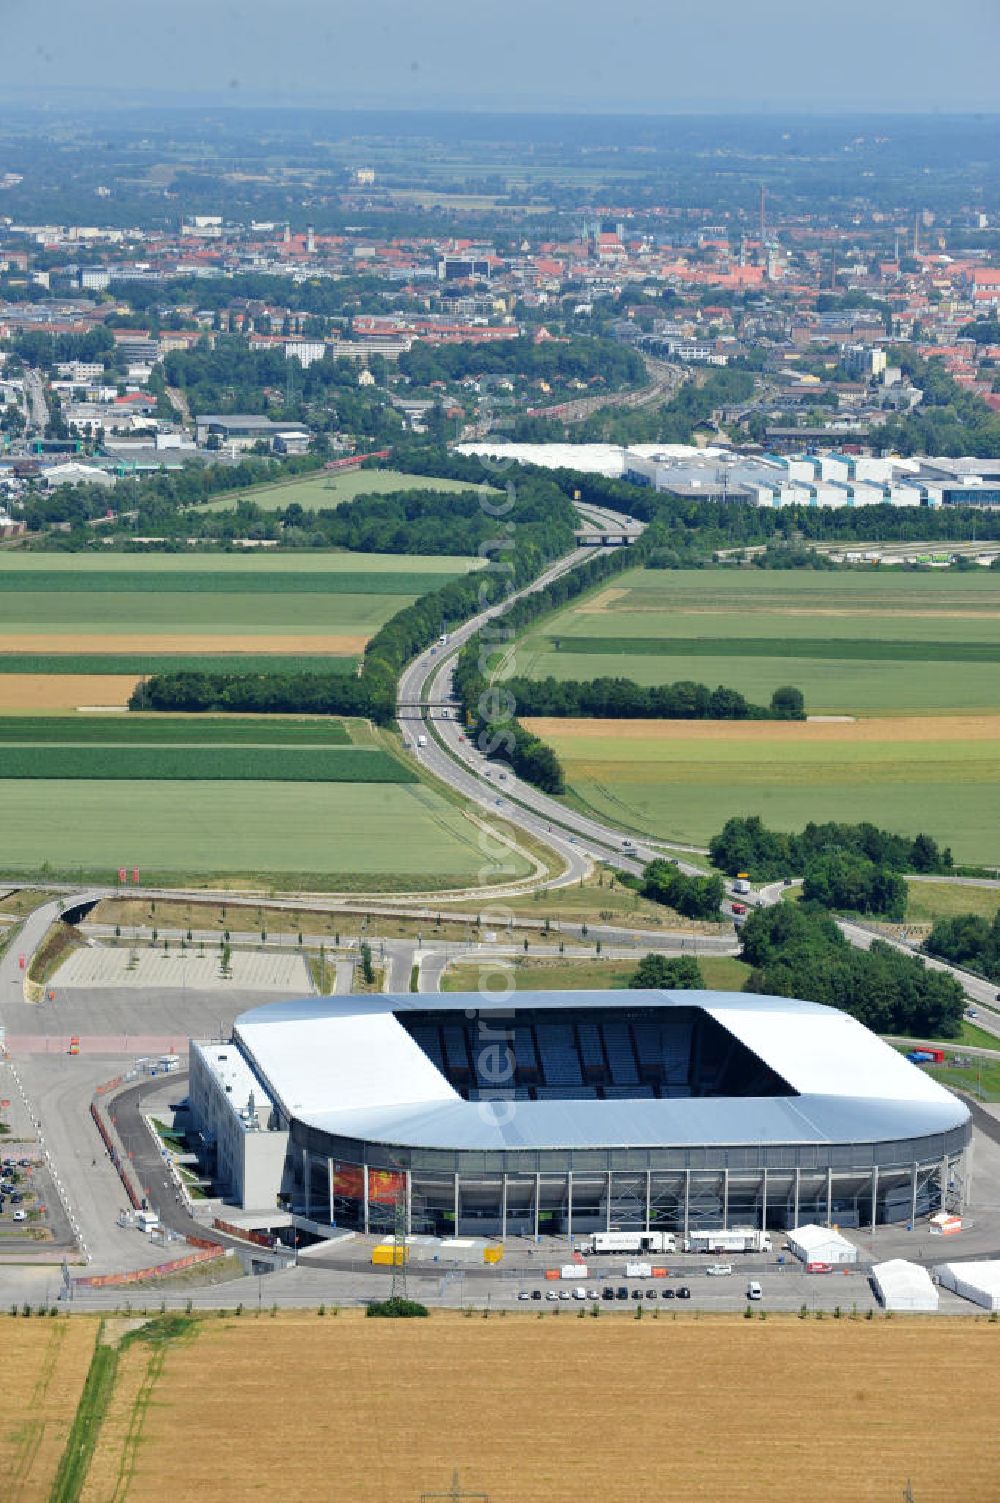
[801, 851, 907, 920]
[710, 815, 951, 882]
[641, 860, 725, 921]
[628, 954, 705, 990]
[924, 911, 1000, 985]
[740, 903, 965, 1038]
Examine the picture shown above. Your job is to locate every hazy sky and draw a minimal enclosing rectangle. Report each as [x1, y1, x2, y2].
[4, 0, 1000, 112]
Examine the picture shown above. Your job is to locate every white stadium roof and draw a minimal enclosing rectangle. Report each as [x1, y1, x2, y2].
[231, 990, 969, 1154]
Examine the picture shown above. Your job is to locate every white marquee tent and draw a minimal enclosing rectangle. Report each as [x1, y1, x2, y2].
[933, 1261, 1000, 1312]
[871, 1259, 939, 1312]
[786, 1223, 858, 1265]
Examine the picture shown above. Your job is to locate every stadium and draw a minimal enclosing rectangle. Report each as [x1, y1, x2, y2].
[188, 990, 972, 1239]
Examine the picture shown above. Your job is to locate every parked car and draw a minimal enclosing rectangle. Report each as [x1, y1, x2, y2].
[631, 1289, 643, 1301]
[558, 1289, 571, 1302]
[616, 1286, 628, 1301]
[601, 1287, 615, 1301]
[531, 1290, 542, 1301]
[545, 1290, 560, 1302]
[644, 1288, 657, 1300]
[677, 1286, 691, 1299]
[12, 1210, 27, 1223]
[747, 1281, 763, 1301]
[517, 1291, 531, 1301]
[572, 1286, 587, 1301]
[587, 1288, 600, 1301]
[661, 1287, 675, 1300]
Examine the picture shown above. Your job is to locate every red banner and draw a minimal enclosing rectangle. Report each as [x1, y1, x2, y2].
[333, 1163, 364, 1200]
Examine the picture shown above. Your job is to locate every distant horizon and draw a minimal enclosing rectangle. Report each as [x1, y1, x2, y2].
[1, 88, 1000, 121]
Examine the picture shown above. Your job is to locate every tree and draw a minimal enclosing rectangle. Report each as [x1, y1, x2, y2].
[360, 941, 375, 985]
[628, 954, 705, 990]
[770, 685, 805, 720]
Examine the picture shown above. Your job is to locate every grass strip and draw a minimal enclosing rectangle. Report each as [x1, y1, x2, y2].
[553, 636, 1000, 663]
[0, 571, 462, 595]
[0, 746, 415, 781]
[49, 1332, 120, 1503]
[0, 715, 350, 745]
[0, 653, 356, 675]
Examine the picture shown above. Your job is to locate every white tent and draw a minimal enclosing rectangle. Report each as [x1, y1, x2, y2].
[871, 1259, 939, 1312]
[787, 1223, 858, 1265]
[933, 1261, 1000, 1312]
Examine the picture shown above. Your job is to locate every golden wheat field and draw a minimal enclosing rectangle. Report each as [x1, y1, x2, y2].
[0, 1319, 98, 1503]
[82, 1314, 1000, 1503]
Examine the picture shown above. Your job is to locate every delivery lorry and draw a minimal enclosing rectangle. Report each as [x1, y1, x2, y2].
[684, 1228, 772, 1255]
[584, 1231, 677, 1256]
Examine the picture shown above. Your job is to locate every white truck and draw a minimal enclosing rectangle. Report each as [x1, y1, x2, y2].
[625, 1261, 653, 1279]
[732, 874, 751, 896]
[684, 1228, 772, 1255]
[585, 1231, 677, 1256]
[416, 734, 428, 748]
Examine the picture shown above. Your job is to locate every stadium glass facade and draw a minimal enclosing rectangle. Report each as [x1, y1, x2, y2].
[292, 1120, 971, 1238]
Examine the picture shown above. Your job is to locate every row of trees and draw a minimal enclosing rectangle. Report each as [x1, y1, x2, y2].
[501, 674, 804, 722]
[710, 815, 952, 882]
[924, 912, 1000, 986]
[739, 904, 966, 1039]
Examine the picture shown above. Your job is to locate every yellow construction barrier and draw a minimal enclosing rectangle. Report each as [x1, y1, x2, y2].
[483, 1245, 503, 1265]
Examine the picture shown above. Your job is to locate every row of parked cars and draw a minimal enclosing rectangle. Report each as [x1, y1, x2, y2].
[520, 1285, 693, 1303]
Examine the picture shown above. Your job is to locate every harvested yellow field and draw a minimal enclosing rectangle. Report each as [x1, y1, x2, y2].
[0, 632, 369, 654]
[113, 1314, 999, 1503]
[0, 675, 140, 710]
[524, 712, 1000, 745]
[0, 1317, 97, 1502]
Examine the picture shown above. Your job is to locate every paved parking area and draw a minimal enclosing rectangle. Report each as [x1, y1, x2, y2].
[56, 946, 312, 993]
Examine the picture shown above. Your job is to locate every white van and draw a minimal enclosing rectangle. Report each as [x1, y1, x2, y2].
[747, 1281, 763, 1301]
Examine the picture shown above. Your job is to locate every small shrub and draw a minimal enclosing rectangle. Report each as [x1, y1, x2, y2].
[866, 1308, 874, 1321]
[798, 1304, 809, 1320]
[366, 1297, 429, 1319]
[833, 1305, 842, 1320]
[317, 1303, 325, 1317]
[744, 1304, 754, 1319]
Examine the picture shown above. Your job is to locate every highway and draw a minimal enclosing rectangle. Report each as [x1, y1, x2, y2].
[22, 367, 49, 433]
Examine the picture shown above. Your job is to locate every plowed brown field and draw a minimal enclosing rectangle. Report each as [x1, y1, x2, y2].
[0, 676, 140, 710]
[98, 1313, 999, 1503]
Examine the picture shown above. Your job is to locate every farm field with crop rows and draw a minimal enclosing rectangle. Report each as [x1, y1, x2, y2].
[514, 567, 1000, 714]
[0, 551, 482, 709]
[43, 1313, 1000, 1503]
[0, 778, 512, 887]
[514, 566, 1000, 864]
[524, 714, 1000, 864]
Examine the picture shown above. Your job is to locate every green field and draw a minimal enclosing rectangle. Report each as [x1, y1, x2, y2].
[515, 567, 1000, 714]
[442, 954, 750, 992]
[0, 745, 413, 781]
[197, 468, 499, 513]
[0, 780, 524, 888]
[906, 880, 1000, 923]
[0, 715, 351, 744]
[0, 654, 358, 675]
[526, 719, 1000, 865]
